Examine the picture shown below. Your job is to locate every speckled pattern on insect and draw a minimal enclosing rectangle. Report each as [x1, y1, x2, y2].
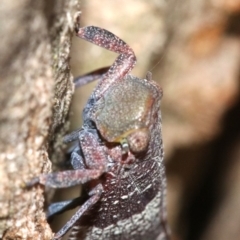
[27, 15, 169, 240]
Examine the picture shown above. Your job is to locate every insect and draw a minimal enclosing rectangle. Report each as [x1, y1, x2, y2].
[27, 16, 169, 240]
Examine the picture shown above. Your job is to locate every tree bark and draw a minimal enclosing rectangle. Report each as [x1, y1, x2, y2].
[0, 1, 80, 239]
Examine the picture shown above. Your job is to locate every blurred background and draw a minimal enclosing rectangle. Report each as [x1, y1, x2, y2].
[68, 0, 240, 239]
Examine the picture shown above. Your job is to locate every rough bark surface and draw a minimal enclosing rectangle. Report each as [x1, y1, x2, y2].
[0, 1, 80, 239]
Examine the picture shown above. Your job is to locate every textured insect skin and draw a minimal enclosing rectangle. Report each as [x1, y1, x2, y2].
[26, 17, 169, 240]
[70, 74, 167, 240]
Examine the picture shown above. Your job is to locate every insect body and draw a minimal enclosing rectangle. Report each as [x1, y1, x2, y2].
[27, 18, 169, 240]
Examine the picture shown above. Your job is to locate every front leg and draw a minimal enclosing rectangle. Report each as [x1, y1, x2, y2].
[25, 129, 109, 238]
[26, 168, 104, 189]
[75, 23, 137, 99]
[26, 130, 108, 189]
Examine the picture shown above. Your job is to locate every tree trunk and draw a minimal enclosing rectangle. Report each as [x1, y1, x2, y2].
[0, 1, 80, 239]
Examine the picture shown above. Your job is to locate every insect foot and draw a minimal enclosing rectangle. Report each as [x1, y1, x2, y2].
[26, 19, 170, 240]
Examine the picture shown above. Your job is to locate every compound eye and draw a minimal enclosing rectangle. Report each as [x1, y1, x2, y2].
[127, 128, 150, 153]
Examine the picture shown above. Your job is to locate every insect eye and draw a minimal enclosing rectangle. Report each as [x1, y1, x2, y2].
[127, 128, 150, 153]
[120, 139, 129, 155]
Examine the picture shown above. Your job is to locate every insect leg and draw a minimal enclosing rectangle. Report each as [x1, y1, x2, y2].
[63, 122, 99, 143]
[47, 195, 87, 219]
[65, 128, 109, 169]
[74, 66, 110, 88]
[63, 128, 82, 143]
[26, 130, 108, 188]
[25, 168, 105, 189]
[78, 129, 109, 170]
[53, 183, 103, 239]
[70, 151, 85, 170]
[75, 25, 137, 98]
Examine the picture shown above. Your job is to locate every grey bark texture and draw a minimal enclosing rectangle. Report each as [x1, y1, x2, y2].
[0, 1, 80, 239]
